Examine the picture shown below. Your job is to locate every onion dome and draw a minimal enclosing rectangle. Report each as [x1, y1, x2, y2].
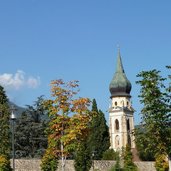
[109, 50, 131, 98]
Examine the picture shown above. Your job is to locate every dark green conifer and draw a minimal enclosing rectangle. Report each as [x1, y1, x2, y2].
[74, 141, 92, 171]
[88, 99, 110, 160]
[123, 145, 138, 171]
[15, 96, 48, 158]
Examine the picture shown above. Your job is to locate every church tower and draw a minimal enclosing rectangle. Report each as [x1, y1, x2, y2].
[109, 49, 135, 151]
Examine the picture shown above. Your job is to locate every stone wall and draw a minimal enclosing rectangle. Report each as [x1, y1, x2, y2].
[13, 159, 41, 171]
[134, 161, 156, 171]
[12, 159, 156, 171]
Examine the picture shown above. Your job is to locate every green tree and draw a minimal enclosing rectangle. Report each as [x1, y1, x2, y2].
[136, 69, 171, 170]
[74, 141, 92, 171]
[108, 153, 122, 171]
[114, 155, 122, 171]
[88, 99, 110, 160]
[0, 86, 11, 156]
[15, 96, 48, 158]
[135, 127, 155, 161]
[122, 145, 138, 171]
[0, 85, 12, 170]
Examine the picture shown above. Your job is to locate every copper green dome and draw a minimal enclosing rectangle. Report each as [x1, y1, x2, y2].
[109, 50, 131, 98]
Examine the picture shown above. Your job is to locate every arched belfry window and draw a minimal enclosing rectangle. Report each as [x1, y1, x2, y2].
[115, 119, 119, 131]
[127, 119, 130, 131]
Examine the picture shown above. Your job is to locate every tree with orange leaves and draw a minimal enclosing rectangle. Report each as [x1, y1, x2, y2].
[41, 79, 95, 171]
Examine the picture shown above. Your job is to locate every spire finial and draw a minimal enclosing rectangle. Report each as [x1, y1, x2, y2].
[117, 44, 120, 52]
[116, 47, 124, 73]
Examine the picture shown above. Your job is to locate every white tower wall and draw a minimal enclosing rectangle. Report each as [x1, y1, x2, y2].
[109, 96, 135, 151]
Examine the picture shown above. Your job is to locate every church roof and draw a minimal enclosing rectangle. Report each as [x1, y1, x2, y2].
[109, 50, 132, 98]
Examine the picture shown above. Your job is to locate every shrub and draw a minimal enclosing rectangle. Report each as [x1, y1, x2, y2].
[109, 165, 123, 171]
[155, 154, 169, 171]
[41, 148, 58, 171]
[0, 155, 12, 171]
[102, 149, 119, 160]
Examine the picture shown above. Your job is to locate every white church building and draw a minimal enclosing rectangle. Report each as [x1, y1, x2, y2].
[109, 50, 135, 151]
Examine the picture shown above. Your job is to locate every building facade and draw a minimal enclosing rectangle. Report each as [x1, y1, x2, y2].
[109, 50, 135, 151]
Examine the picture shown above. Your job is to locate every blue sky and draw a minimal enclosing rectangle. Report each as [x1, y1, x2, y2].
[0, 1, 171, 125]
